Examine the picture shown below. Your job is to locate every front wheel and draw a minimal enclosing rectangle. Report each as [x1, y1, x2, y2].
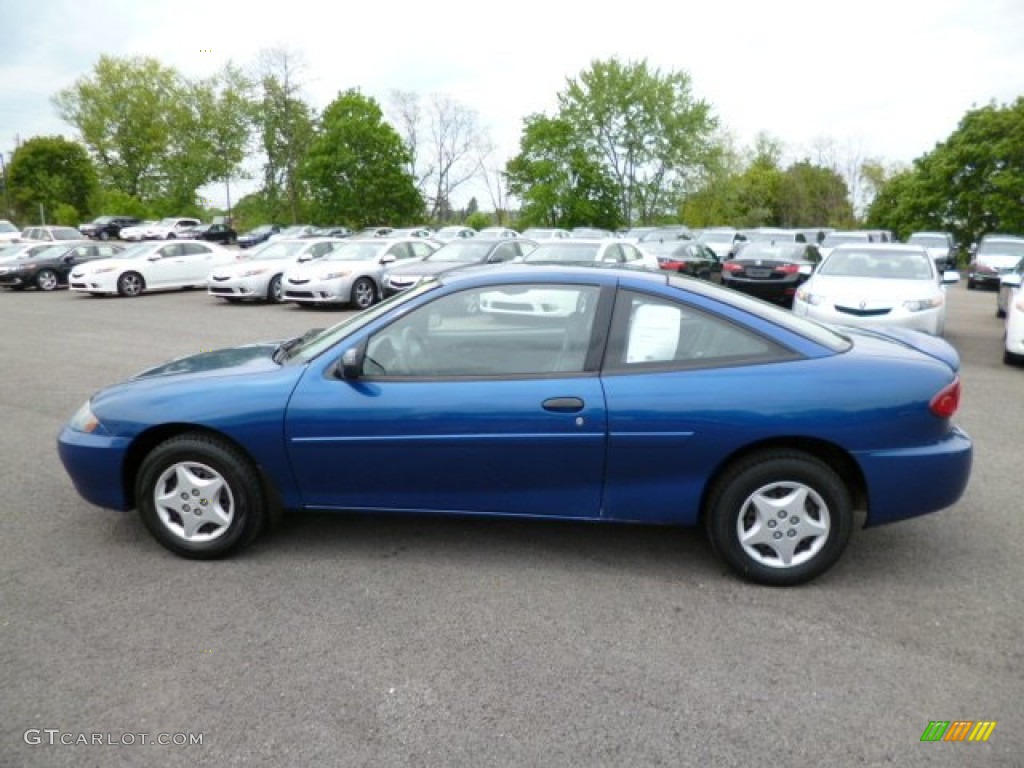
[117, 272, 144, 297]
[350, 277, 377, 309]
[267, 274, 283, 303]
[35, 268, 59, 291]
[136, 433, 267, 559]
[705, 450, 853, 586]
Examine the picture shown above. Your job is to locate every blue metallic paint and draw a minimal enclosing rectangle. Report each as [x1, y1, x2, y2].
[57, 265, 972, 535]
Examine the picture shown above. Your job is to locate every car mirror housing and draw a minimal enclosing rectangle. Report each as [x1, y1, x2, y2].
[942, 271, 962, 284]
[338, 347, 363, 379]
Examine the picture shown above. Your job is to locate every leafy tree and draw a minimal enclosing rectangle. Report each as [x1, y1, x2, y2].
[505, 114, 621, 229]
[6, 136, 97, 223]
[867, 98, 1024, 245]
[301, 90, 423, 227]
[255, 48, 316, 224]
[558, 57, 718, 224]
[465, 211, 491, 230]
[53, 56, 185, 201]
[777, 161, 854, 227]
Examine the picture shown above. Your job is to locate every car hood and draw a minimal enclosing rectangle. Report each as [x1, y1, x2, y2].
[806, 275, 940, 302]
[977, 254, 1020, 269]
[131, 342, 283, 380]
[388, 260, 459, 277]
[287, 261, 374, 280]
[212, 258, 289, 276]
[844, 326, 960, 371]
[71, 257, 127, 274]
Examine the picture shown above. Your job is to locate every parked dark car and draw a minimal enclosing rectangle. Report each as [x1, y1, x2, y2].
[178, 223, 237, 245]
[967, 234, 1024, 290]
[641, 240, 720, 280]
[237, 225, 281, 249]
[78, 216, 142, 241]
[382, 237, 536, 297]
[720, 242, 821, 307]
[0, 240, 124, 291]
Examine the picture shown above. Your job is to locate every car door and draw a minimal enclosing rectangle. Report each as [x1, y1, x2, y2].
[284, 281, 611, 518]
[146, 243, 189, 287]
[599, 288, 797, 525]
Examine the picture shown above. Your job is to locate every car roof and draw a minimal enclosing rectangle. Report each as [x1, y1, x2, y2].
[436, 262, 668, 287]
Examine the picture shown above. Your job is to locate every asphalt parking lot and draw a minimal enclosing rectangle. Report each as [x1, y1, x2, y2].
[2, 279, 1021, 767]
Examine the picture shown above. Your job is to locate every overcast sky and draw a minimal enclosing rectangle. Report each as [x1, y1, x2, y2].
[2, 0, 1022, 209]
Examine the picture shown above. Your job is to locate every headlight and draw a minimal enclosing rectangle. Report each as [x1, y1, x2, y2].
[240, 269, 268, 277]
[903, 296, 944, 312]
[321, 271, 351, 280]
[795, 288, 823, 305]
[68, 401, 104, 434]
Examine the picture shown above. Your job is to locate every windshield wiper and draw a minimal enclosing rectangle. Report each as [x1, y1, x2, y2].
[272, 328, 324, 364]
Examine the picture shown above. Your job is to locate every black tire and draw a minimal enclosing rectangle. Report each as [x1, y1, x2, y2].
[967, 278, 976, 290]
[136, 433, 267, 559]
[117, 272, 144, 297]
[350, 277, 377, 309]
[267, 274, 283, 303]
[705, 450, 853, 586]
[996, 307, 1006, 319]
[35, 269, 59, 292]
[1005, 349, 1024, 366]
[99, 231, 110, 241]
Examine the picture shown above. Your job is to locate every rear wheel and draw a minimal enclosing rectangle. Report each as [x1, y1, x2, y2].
[35, 269, 59, 292]
[99, 231, 110, 241]
[967, 278, 976, 290]
[705, 450, 853, 586]
[136, 433, 267, 559]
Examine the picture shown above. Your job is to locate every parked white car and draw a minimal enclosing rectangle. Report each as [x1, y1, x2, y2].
[996, 258, 1024, 318]
[0, 219, 21, 243]
[282, 238, 437, 309]
[268, 225, 317, 242]
[69, 241, 235, 297]
[793, 244, 959, 336]
[120, 217, 201, 241]
[1002, 272, 1024, 365]
[207, 238, 345, 303]
[520, 238, 661, 272]
[521, 228, 572, 240]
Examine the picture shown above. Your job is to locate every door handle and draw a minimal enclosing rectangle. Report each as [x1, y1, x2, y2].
[542, 397, 584, 413]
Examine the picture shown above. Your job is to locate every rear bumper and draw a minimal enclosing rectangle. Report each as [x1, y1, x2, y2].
[856, 426, 972, 527]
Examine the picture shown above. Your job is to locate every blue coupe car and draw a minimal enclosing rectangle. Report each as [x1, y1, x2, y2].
[57, 265, 972, 585]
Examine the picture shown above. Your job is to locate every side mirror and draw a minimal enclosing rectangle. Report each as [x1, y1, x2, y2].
[941, 270, 961, 284]
[337, 346, 363, 379]
[147, 255, 162, 261]
[380, 254, 396, 264]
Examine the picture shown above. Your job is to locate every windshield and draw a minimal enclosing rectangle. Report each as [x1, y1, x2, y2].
[109, 243, 161, 260]
[247, 225, 275, 235]
[699, 232, 735, 244]
[908, 234, 949, 248]
[157, 218, 180, 227]
[819, 249, 933, 279]
[0, 221, 18, 234]
[738, 243, 805, 260]
[522, 243, 601, 262]
[427, 241, 493, 263]
[244, 241, 308, 261]
[978, 239, 1024, 259]
[286, 281, 440, 363]
[323, 242, 385, 261]
[821, 233, 869, 247]
[34, 244, 74, 259]
[277, 226, 308, 237]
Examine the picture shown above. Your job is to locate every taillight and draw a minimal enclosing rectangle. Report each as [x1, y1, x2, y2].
[776, 263, 800, 275]
[723, 262, 743, 273]
[929, 378, 961, 418]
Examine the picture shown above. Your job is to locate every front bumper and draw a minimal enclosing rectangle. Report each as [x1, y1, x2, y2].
[57, 426, 133, 511]
[794, 301, 944, 335]
[208, 275, 272, 300]
[69, 272, 119, 293]
[283, 276, 355, 304]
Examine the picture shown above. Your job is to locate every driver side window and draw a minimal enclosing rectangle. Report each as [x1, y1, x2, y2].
[363, 284, 601, 378]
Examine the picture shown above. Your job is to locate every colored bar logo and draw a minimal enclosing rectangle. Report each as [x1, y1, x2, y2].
[920, 721, 997, 742]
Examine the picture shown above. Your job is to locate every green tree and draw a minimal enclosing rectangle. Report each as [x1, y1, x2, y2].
[777, 161, 854, 227]
[558, 57, 718, 224]
[53, 55, 184, 201]
[255, 48, 315, 224]
[505, 114, 621, 229]
[301, 90, 423, 227]
[465, 211, 491, 230]
[6, 136, 98, 224]
[867, 98, 1024, 245]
